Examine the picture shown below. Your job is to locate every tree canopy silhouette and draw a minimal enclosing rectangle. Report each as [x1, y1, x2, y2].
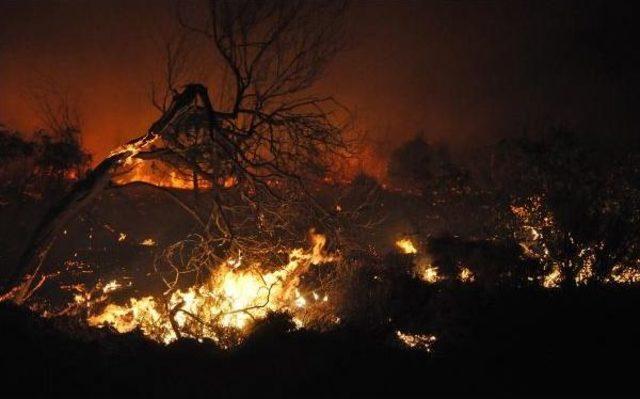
[4, 0, 352, 304]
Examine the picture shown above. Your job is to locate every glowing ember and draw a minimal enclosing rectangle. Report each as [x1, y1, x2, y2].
[543, 265, 562, 288]
[118, 233, 127, 242]
[610, 265, 640, 284]
[102, 280, 122, 293]
[140, 238, 156, 246]
[421, 266, 441, 284]
[458, 267, 475, 283]
[222, 176, 237, 188]
[396, 238, 417, 254]
[108, 134, 159, 164]
[396, 330, 437, 352]
[575, 263, 594, 285]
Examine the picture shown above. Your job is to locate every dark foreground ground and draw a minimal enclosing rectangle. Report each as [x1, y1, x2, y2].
[1, 286, 639, 398]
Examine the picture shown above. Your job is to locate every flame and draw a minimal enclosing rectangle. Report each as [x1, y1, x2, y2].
[140, 238, 156, 246]
[575, 264, 594, 285]
[86, 232, 338, 345]
[396, 330, 437, 352]
[108, 135, 160, 165]
[102, 280, 122, 293]
[610, 265, 640, 284]
[87, 297, 164, 336]
[421, 266, 441, 284]
[458, 267, 475, 283]
[105, 134, 211, 190]
[226, 251, 243, 269]
[222, 176, 237, 188]
[543, 265, 562, 288]
[112, 159, 212, 190]
[396, 238, 417, 254]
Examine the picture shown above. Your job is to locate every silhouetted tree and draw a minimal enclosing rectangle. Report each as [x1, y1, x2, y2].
[0, 124, 89, 201]
[0, 127, 35, 201]
[387, 136, 473, 237]
[387, 136, 433, 191]
[5, 0, 351, 304]
[488, 130, 640, 284]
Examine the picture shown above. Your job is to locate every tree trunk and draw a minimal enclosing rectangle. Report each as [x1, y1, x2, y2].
[2, 84, 217, 303]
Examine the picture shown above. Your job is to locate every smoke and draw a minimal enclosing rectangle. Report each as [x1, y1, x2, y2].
[1, 0, 639, 170]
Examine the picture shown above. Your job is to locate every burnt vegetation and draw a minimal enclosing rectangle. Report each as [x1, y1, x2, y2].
[3, 116, 640, 396]
[1, 0, 640, 397]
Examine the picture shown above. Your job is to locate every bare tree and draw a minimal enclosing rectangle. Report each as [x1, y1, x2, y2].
[149, 30, 201, 113]
[24, 78, 91, 191]
[174, 0, 351, 179]
[2, 0, 352, 304]
[28, 77, 84, 144]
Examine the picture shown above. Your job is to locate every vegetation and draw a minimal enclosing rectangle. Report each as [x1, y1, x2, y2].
[2, 284, 639, 396]
[1, 1, 639, 396]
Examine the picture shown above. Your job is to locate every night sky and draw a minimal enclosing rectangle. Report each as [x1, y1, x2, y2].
[1, 0, 639, 172]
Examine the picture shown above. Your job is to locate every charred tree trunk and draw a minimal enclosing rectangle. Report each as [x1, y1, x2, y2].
[5, 145, 143, 303]
[2, 84, 217, 304]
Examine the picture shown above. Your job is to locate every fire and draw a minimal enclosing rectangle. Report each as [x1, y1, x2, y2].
[140, 238, 156, 246]
[575, 263, 594, 285]
[222, 176, 237, 188]
[610, 265, 640, 284]
[412, 255, 442, 284]
[421, 266, 441, 284]
[396, 238, 417, 254]
[87, 297, 163, 336]
[396, 330, 437, 352]
[106, 134, 219, 190]
[458, 267, 475, 283]
[108, 134, 160, 165]
[112, 159, 213, 190]
[85, 231, 338, 345]
[543, 265, 562, 288]
[102, 280, 122, 293]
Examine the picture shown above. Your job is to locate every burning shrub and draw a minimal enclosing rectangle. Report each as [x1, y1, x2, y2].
[425, 236, 539, 286]
[60, 229, 342, 347]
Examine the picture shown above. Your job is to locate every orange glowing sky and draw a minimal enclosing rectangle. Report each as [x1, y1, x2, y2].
[1, 1, 638, 173]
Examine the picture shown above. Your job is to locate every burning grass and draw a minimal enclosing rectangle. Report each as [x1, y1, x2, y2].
[65, 231, 341, 346]
[5, 232, 640, 351]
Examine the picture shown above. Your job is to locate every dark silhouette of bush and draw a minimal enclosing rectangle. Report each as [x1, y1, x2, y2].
[3, 283, 639, 397]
